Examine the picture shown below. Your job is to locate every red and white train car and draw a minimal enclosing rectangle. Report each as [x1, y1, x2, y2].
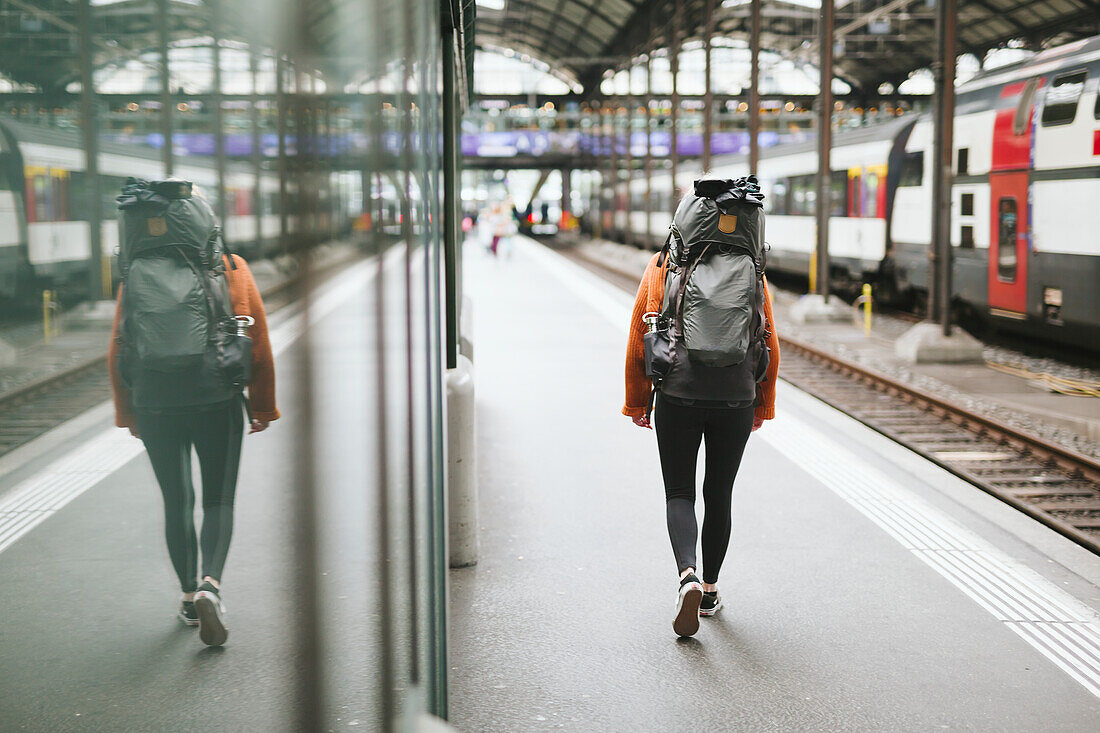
[623, 35, 1100, 348]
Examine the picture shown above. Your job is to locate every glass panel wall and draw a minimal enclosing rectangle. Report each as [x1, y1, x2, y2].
[0, 0, 463, 730]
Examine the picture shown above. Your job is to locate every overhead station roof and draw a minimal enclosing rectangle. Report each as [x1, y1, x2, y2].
[0, 0, 216, 91]
[474, 0, 1100, 95]
[1, 0, 1095, 97]
[0, 0, 476, 96]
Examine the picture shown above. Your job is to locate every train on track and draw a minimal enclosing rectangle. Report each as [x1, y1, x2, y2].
[0, 116, 374, 303]
[614, 35, 1100, 348]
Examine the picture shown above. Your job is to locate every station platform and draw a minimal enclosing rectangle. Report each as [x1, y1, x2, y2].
[1, 236, 1099, 731]
[451, 237, 1100, 731]
[0, 253, 395, 731]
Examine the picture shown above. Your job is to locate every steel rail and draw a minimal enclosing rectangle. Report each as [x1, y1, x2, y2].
[780, 336, 1100, 486]
[778, 337, 1100, 556]
[0, 353, 107, 414]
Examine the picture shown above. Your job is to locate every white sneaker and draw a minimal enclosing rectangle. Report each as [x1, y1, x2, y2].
[699, 589, 722, 617]
[193, 584, 229, 646]
[673, 574, 703, 637]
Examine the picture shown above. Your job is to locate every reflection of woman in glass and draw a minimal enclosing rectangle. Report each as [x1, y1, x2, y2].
[108, 188, 279, 647]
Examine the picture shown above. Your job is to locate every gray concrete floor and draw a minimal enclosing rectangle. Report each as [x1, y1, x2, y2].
[450, 239, 1100, 732]
[3, 238, 1099, 732]
[0, 254, 411, 732]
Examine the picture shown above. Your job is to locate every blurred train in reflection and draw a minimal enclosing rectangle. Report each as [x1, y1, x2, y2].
[0, 116, 375, 302]
[614, 36, 1100, 347]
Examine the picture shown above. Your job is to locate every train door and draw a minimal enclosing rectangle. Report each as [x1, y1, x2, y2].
[987, 76, 1040, 319]
[24, 166, 76, 270]
[988, 171, 1029, 316]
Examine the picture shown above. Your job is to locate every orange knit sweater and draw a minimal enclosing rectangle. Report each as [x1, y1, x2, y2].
[623, 253, 780, 420]
[108, 254, 280, 428]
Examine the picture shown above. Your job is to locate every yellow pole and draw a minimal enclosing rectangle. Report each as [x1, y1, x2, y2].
[101, 254, 113, 299]
[43, 290, 51, 343]
[808, 247, 817, 294]
[863, 283, 873, 336]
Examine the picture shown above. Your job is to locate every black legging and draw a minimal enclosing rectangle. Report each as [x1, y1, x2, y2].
[137, 400, 244, 593]
[653, 392, 754, 584]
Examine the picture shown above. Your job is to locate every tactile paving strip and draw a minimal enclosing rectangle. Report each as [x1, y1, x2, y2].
[763, 415, 1100, 698]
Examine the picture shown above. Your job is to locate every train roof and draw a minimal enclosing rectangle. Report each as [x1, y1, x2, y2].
[958, 35, 1100, 95]
[705, 115, 918, 171]
[0, 116, 259, 177]
[0, 116, 196, 168]
[703, 34, 1100, 172]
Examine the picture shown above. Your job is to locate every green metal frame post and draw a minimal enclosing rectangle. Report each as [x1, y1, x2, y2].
[211, 0, 227, 226]
[703, 0, 714, 174]
[442, 26, 460, 372]
[77, 0, 103, 300]
[670, 0, 681, 214]
[157, 0, 173, 176]
[250, 46, 263, 251]
[931, 0, 957, 334]
[815, 0, 834, 299]
[749, 0, 761, 176]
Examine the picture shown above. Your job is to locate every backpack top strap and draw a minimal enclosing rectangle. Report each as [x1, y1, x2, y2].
[657, 225, 680, 268]
[222, 254, 250, 318]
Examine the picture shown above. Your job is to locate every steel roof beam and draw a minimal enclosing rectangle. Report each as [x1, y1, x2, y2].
[966, 0, 1029, 37]
[577, 0, 667, 95]
[3, 0, 162, 75]
[802, 0, 922, 55]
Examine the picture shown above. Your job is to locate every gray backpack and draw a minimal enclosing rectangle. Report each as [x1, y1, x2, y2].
[116, 179, 248, 411]
[644, 177, 770, 401]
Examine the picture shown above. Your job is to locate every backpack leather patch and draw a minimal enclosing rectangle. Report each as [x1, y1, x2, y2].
[718, 213, 737, 233]
[147, 217, 168, 236]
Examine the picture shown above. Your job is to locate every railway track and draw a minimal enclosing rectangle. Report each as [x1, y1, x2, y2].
[0, 249, 364, 461]
[556, 242, 1100, 556]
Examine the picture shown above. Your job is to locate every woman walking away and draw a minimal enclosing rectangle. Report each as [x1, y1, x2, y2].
[108, 179, 279, 647]
[623, 176, 779, 638]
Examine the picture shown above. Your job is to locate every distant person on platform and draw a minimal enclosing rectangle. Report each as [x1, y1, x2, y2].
[108, 178, 279, 647]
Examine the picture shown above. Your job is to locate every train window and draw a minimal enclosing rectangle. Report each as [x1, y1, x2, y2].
[51, 176, 64, 221]
[1015, 78, 1039, 135]
[961, 192, 974, 217]
[31, 174, 51, 222]
[789, 174, 816, 216]
[997, 197, 1018, 281]
[831, 170, 847, 217]
[69, 171, 89, 221]
[1041, 70, 1087, 127]
[1095, 88, 1100, 119]
[769, 179, 788, 215]
[106, 177, 127, 220]
[23, 176, 34, 223]
[957, 147, 969, 175]
[862, 171, 879, 218]
[960, 225, 975, 249]
[898, 151, 923, 187]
